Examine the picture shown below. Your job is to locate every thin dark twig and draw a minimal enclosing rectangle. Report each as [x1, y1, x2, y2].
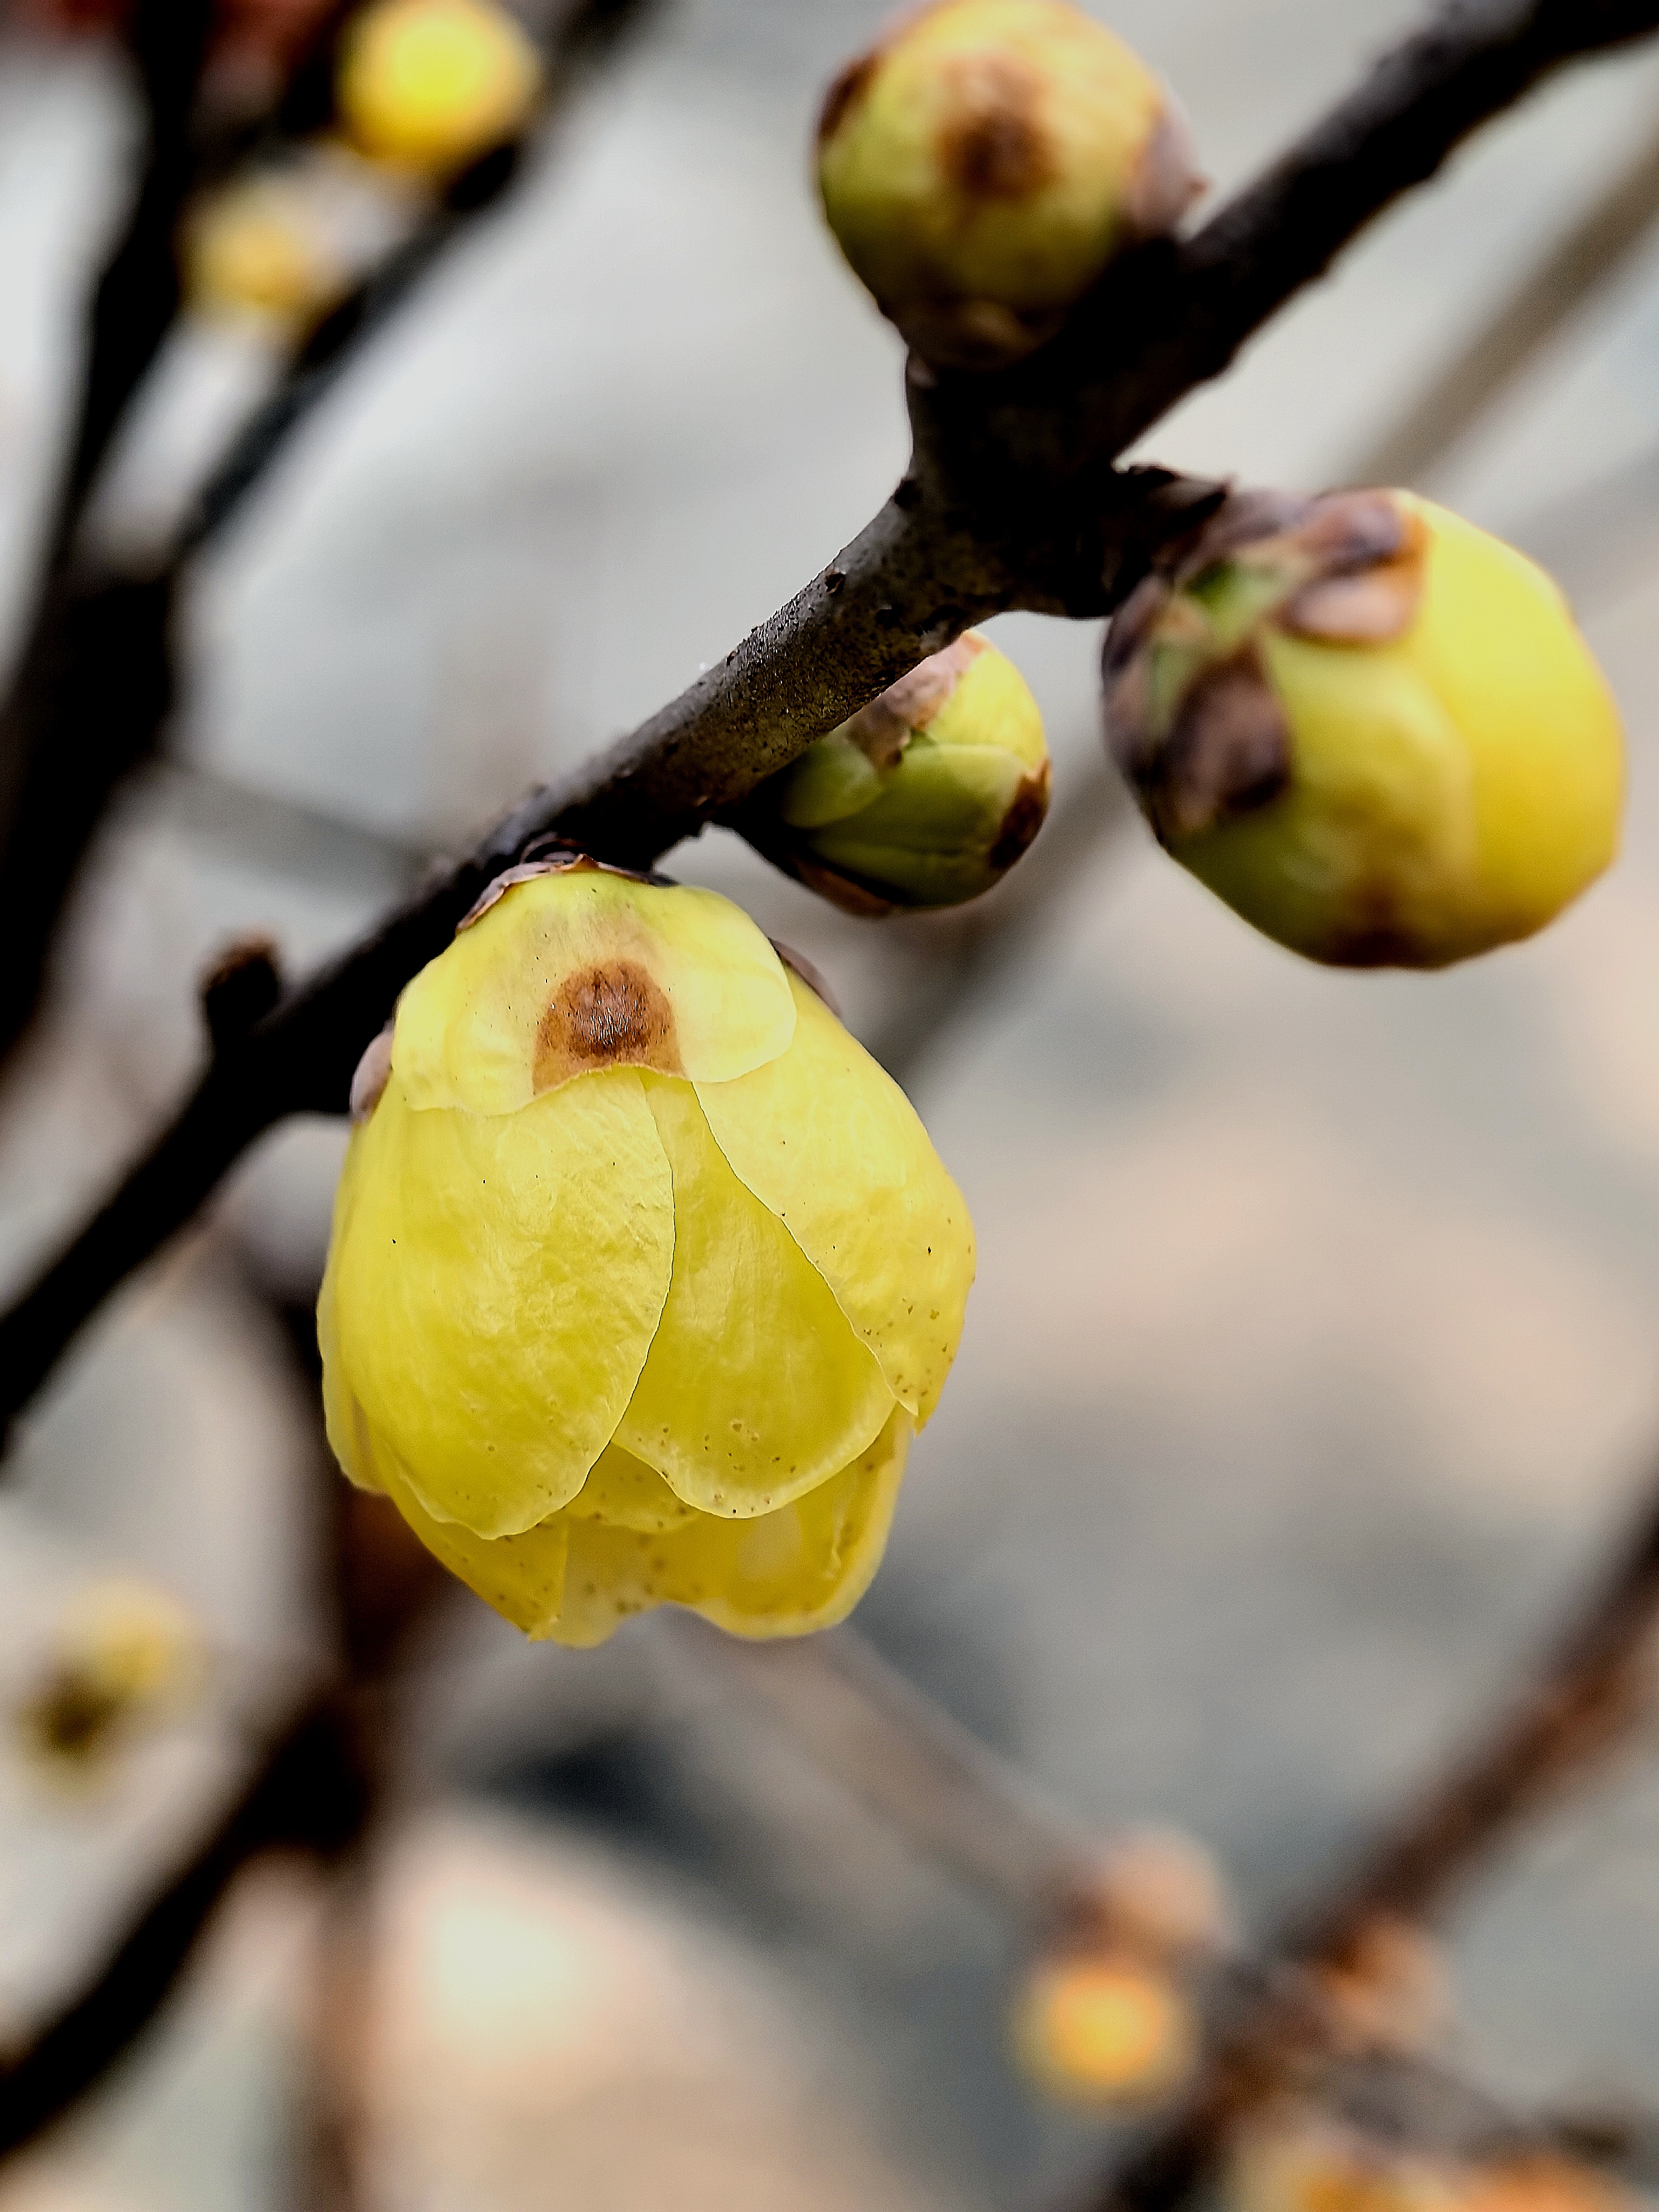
[0, 0, 659, 1073]
[38, 0, 215, 575]
[5, 0, 1645, 1442]
[0, 1690, 366, 2161]
[1069, 1476, 1659, 2212]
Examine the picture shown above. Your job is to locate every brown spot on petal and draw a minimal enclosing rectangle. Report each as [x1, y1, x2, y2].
[938, 55, 1053, 202]
[988, 756, 1051, 873]
[842, 632, 987, 767]
[818, 49, 877, 147]
[1298, 488, 1410, 572]
[1157, 646, 1290, 839]
[533, 960, 683, 1090]
[1280, 562, 1423, 644]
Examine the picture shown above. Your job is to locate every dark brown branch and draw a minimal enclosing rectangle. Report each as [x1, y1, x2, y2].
[3, 0, 1658, 1440]
[0, 0, 659, 1072]
[1071, 1475, 1659, 2212]
[0, 1690, 366, 2161]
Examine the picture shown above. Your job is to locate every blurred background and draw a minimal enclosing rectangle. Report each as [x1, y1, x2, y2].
[6, 2, 1659, 2207]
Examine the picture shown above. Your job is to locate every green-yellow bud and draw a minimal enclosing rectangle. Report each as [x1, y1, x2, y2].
[817, 0, 1202, 368]
[1103, 489, 1624, 969]
[337, 0, 542, 177]
[319, 858, 976, 1646]
[748, 632, 1050, 915]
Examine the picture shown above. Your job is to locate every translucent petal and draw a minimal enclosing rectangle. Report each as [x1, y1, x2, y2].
[329, 1067, 673, 1537]
[549, 1408, 911, 1647]
[393, 868, 796, 1115]
[696, 973, 974, 1426]
[563, 1438, 700, 1533]
[615, 1077, 895, 1516]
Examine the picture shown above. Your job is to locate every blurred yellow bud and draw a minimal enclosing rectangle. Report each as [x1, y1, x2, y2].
[184, 174, 348, 329]
[1461, 2157, 1635, 2212]
[750, 632, 1049, 914]
[338, 0, 542, 176]
[1104, 489, 1623, 969]
[1230, 2116, 1467, 2212]
[1014, 1947, 1195, 2106]
[818, 0, 1202, 367]
[18, 1577, 203, 1772]
[319, 858, 975, 1646]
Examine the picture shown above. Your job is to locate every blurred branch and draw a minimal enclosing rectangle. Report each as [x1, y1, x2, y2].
[1071, 1470, 1659, 2212]
[673, 1616, 1103, 1919]
[38, 0, 215, 574]
[0, 1687, 365, 2161]
[5, 0, 1647, 1442]
[0, 0, 659, 1071]
[1352, 111, 1659, 489]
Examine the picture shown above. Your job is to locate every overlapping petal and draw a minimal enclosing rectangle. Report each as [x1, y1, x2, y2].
[330, 1068, 675, 1537]
[615, 1076, 895, 1515]
[696, 973, 974, 1425]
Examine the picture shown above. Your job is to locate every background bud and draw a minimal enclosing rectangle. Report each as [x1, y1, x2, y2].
[1013, 1946, 1196, 2106]
[749, 631, 1050, 914]
[17, 1577, 203, 1777]
[1103, 489, 1623, 969]
[818, 0, 1202, 368]
[185, 171, 350, 331]
[337, 0, 543, 177]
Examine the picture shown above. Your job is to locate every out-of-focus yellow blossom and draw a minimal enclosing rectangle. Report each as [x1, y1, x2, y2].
[17, 1577, 203, 1774]
[184, 173, 349, 329]
[1230, 2122, 1634, 2212]
[1229, 2116, 1468, 2212]
[1104, 488, 1623, 969]
[750, 632, 1050, 913]
[818, 0, 1202, 366]
[337, 0, 542, 176]
[319, 858, 974, 1646]
[1088, 1826, 1233, 1961]
[1013, 1947, 1195, 2106]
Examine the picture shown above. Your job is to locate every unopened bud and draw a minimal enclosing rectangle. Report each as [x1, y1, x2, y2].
[1013, 1946, 1196, 2107]
[185, 172, 349, 330]
[1087, 1826, 1233, 1961]
[748, 632, 1050, 914]
[1104, 489, 1623, 969]
[18, 1577, 203, 1776]
[338, 0, 542, 177]
[818, 0, 1202, 368]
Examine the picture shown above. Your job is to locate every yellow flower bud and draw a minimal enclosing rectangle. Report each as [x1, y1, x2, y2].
[1104, 490, 1623, 969]
[184, 174, 349, 329]
[18, 1577, 203, 1773]
[748, 632, 1050, 914]
[318, 858, 975, 1646]
[1013, 1947, 1195, 2106]
[818, 0, 1202, 368]
[337, 0, 542, 177]
[1229, 2119, 1468, 2212]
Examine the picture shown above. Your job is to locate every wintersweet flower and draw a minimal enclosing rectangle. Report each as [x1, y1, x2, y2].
[319, 858, 975, 1644]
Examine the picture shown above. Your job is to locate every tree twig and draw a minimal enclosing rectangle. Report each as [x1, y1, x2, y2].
[0, 1688, 366, 2161]
[1071, 1472, 1659, 2212]
[5, 0, 1649, 1444]
[0, 0, 660, 1070]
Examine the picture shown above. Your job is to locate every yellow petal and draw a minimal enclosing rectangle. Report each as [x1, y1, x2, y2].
[328, 1067, 673, 1537]
[549, 1408, 911, 1647]
[563, 1438, 700, 1533]
[393, 867, 797, 1115]
[371, 1427, 571, 1637]
[615, 1077, 895, 1516]
[696, 973, 974, 1426]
